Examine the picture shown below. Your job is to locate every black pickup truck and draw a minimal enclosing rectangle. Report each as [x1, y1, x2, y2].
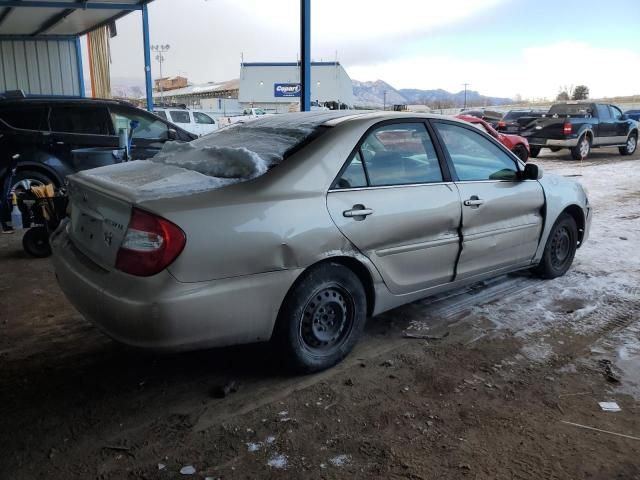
[518, 102, 639, 160]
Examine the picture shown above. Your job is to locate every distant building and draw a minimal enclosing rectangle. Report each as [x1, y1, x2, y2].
[238, 62, 354, 113]
[154, 76, 188, 92]
[145, 79, 240, 109]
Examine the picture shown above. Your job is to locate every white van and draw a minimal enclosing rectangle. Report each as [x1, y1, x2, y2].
[153, 108, 218, 137]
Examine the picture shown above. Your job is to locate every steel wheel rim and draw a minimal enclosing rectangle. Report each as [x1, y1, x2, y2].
[11, 178, 45, 194]
[579, 138, 590, 158]
[627, 136, 636, 152]
[299, 284, 355, 355]
[550, 226, 572, 268]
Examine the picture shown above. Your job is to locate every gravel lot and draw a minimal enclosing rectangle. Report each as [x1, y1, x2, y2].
[1, 147, 639, 479]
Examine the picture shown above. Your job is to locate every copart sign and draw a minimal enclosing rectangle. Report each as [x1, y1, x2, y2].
[274, 83, 301, 97]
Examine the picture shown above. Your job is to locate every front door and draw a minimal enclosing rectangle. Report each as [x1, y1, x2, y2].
[327, 122, 461, 295]
[108, 106, 173, 159]
[432, 120, 544, 281]
[609, 105, 630, 144]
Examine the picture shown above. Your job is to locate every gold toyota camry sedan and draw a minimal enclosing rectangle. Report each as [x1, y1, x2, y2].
[51, 111, 591, 372]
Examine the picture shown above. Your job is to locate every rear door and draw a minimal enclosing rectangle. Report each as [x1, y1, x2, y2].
[49, 105, 117, 171]
[327, 121, 461, 295]
[168, 110, 195, 135]
[595, 104, 614, 144]
[432, 120, 544, 281]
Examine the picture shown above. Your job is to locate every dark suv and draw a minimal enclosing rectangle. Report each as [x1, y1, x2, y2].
[0, 97, 196, 192]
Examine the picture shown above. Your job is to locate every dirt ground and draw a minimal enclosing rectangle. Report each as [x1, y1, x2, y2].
[1, 147, 639, 479]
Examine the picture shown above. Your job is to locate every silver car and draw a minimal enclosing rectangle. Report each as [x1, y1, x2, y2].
[51, 111, 591, 372]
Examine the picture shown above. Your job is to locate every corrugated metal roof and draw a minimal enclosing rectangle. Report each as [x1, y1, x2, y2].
[151, 79, 239, 98]
[0, 1, 153, 37]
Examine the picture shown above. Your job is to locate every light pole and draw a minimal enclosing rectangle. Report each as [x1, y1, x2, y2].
[151, 44, 170, 104]
[383, 90, 387, 111]
[462, 82, 470, 110]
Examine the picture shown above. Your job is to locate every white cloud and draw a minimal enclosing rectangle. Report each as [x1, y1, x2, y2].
[347, 41, 640, 99]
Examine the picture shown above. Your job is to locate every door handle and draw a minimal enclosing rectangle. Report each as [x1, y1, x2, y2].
[464, 196, 484, 207]
[343, 205, 374, 219]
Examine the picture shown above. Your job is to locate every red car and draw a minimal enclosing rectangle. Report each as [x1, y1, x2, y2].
[455, 114, 530, 162]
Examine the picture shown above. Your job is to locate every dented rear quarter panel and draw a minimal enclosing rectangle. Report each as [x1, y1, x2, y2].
[142, 120, 379, 284]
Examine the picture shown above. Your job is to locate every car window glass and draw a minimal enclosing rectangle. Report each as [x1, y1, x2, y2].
[596, 104, 611, 120]
[334, 152, 368, 189]
[154, 110, 168, 120]
[50, 106, 112, 135]
[169, 110, 191, 124]
[609, 106, 622, 121]
[358, 123, 443, 186]
[194, 112, 215, 124]
[110, 107, 169, 140]
[0, 106, 49, 130]
[435, 122, 518, 181]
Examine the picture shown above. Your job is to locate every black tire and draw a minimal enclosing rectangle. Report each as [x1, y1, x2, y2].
[570, 135, 591, 160]
[512, 144, 529, 162]
[529, 146, 541, 158]
[11, 170, 58, 195]
[531, 213, 578, 279]
[22, 226, 51, 258]
[274, 262, 367, 373]
[619, 133, 637, 156]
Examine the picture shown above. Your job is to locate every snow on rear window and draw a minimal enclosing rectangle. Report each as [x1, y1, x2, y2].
[151, 111, 350, 180]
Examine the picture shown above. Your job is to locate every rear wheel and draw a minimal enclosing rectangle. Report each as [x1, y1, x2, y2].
[22, 226, 51, 258]
[274, 262, 367, 373]
[529, 146, 541, 158]
[532, 213, 578, 279]
[10, 170, 57, 195]
[619, 133, 637, 156]
[512, 144, 529, 162]
[571, 135, 591, 160]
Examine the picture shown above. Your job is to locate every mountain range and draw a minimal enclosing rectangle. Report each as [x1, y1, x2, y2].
[352, 79, 513, 108]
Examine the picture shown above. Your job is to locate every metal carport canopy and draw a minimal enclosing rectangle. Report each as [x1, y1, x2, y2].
[0, 0, 312, 111]
[0, 0, 154, 108]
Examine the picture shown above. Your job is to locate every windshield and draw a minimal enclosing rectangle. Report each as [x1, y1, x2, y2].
[548, 104, 592, 116]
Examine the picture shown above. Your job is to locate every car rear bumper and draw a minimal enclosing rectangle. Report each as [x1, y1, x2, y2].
[50, 221, 300, 351]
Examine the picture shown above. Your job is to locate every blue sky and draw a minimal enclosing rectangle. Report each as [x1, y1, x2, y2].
[108, 0, 640, 99]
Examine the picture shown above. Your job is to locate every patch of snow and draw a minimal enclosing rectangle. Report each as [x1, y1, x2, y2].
[246, 442, 262, 452]
[180, 465, 196, 475]
[265, 436, 276, 444]
[267, 453, 288, 469]
[152, 142, 267, 179]
[329, 454, 352, 467]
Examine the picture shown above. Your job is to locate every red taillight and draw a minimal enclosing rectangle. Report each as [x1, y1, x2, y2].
[563, 121, 572, 135]
[497, 121, 506, 128]
[115, 208, 186, 277]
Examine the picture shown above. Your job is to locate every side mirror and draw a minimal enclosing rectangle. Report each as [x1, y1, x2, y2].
[522, 163, 543, 180]
[167, 128, 178, 141]
[621, 114, 629, 120]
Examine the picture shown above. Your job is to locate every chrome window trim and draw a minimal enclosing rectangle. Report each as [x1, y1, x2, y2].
[328, 181, 455, 193]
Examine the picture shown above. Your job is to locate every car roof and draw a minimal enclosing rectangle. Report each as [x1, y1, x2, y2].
[0, 97, 135, 108]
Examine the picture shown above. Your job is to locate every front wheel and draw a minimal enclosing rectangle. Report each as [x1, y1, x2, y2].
[571, 135, 591, 160]
[531, 213, 578, 279]
[619, 133, 637, 156]
[529, 146, 541, 158]
[22, 226, 51, 258]
[512, 144, 529, 162]
[274, 263, 367, 373]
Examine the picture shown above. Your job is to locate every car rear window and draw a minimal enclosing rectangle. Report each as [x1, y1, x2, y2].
[0, 106, 49, 130]
[503, 111, 532, 121]
[548, 104, 592, 116]
[151, 111, 350, 180]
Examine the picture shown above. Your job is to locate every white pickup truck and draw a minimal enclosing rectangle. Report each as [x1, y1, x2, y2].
[153, 108, 218, 137]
